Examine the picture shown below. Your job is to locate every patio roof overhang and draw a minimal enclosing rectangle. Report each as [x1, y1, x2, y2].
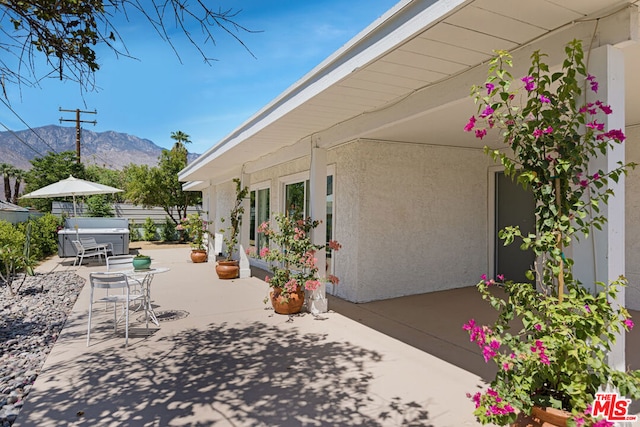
[178, 0, 640, 186]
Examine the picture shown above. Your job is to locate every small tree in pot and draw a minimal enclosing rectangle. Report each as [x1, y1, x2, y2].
[217, 178, 248, 279]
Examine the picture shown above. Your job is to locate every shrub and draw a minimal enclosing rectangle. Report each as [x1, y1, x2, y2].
[85, 195, 114, 217]
[160, 217, 177, 241]
[129, 224, 141, 242]
[17, 214, 62, 259]
[142, 217, 158, 241]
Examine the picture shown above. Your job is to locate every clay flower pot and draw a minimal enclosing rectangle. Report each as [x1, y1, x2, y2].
[270, 288, 305, 315]
[511, 406, 571, 427]
[190, 249, 208, 263]
[216, 260, 239, 279]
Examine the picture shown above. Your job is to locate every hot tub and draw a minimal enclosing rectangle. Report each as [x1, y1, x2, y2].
[58, 218, 130, 257]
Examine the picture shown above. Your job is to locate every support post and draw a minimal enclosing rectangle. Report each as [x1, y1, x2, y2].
[573, 44, 626, 370]
[308, 143, 328, 313]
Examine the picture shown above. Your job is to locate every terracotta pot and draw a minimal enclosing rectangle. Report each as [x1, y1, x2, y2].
[216, 260, 239, 279]
[190, 249, 208, 263]
[270, 288, 305, 315]
[511, 406, 571, 427]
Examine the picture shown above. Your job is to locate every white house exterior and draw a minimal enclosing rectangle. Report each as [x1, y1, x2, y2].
[179, 0, 640, 313]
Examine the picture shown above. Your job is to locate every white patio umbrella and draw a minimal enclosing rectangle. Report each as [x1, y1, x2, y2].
[21, 175, 124, 216]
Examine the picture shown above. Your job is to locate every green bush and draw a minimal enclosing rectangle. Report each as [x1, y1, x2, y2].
[129, 224, 141, 241]
[0, 220, 27, 290]
[85, 195, 114, 217]
[142, 217, 158, 241]
[17, 214, 62, 260]
[160, 217, 177, 241]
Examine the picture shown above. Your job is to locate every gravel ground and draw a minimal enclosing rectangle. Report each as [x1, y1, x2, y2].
[0, 271, 84, 426]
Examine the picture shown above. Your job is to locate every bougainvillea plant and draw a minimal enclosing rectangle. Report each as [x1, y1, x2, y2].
[463, 39, 639, 426]
[258, 213, 341, 303]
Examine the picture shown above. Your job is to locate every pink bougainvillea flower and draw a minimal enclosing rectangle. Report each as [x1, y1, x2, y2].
[592, 420, 614, 427]
[532, 128, 543, 138]
[539, 95, 550, 103]
[597, 101, 613, 114]
[259, 247, 270, 258]
[580, 179, 589, 188]
[497, 274, 504, 281]
[475, 128, 487, 140]
[463, 318, 476, 331]
[597, 129, 626, 142]
[328, 274, 340, 285]
[534, 324, 542, 331]
[480, 105, 494, 118]
[464, 116, 476, 132]
[481, 274, 487, 281]
[624, 318, 634, 330]
[587, 121, 605, 131]
[592, 172, 600, 180]
[573, 416, 585, 427]
[305, 279, 322, 291]
[328, 240, 342, 251]
[587, 74, 599, 93]
[485, 82, 494, 94]
[521, 76, 535, 91]
[544, 126, 553, 134]
[585, 304, 591, 313]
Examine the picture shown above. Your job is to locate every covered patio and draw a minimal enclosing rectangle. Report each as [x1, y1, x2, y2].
[13, 246, 640, 426]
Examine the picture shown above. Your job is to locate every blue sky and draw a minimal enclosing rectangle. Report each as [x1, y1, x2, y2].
[0, 1, 398, 155]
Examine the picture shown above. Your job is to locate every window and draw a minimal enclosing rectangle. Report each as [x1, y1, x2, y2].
[282, 172, 336, 272]
[249, 186, 270, 257]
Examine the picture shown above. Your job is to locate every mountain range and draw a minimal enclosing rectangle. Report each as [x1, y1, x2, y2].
[0, 125, 200, 171]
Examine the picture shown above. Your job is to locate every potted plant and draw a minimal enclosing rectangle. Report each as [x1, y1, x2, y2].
[181, 213, 211, 263]
[132, 253, 151, 270]
[216, 178, 249, 279]
[257, 213, 341, 314]
[462, 40, 640, 426]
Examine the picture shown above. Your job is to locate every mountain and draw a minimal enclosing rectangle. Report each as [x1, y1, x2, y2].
[0, 125, 200, 171]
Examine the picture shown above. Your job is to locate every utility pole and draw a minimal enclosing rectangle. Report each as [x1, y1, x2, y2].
[59, 108, 97, 163]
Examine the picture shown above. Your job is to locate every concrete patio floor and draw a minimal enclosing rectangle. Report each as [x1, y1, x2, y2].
[13, 246, 640, 426]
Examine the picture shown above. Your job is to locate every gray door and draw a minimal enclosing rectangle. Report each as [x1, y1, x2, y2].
[495, 172, 536, 283]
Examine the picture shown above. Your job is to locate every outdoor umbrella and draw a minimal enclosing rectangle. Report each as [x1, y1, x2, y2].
[21, 175, 124, 216]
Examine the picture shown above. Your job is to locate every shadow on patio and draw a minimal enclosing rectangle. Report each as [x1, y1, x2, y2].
[20, 320, 433, 426]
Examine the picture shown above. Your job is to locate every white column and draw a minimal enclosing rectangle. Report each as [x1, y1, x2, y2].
[308, 143, 328, 314]
[239, 174, 252, 278]
[573, 45, 626, 370]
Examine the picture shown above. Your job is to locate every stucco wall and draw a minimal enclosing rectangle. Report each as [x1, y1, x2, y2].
[332, 140, 491, 302]
[625, 126, 640, 309]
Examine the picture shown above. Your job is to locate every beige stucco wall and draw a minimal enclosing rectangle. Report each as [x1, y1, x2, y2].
[332, 140, 492, 302]
[625, 126, 640, 310]
[211, 139, 492, 303]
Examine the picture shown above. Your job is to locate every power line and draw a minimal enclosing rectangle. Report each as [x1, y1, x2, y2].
[0, 121, 45, 158]
[0, 97, 59, 153]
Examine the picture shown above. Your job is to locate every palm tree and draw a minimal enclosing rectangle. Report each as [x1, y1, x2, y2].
[11, 168, 25, 204]
[0, 163, 14, 202]
[170, 131, 191, 150]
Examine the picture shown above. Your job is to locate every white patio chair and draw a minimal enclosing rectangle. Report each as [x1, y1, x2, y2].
[80, 237, 113, 256]
[87, 272, 147, 347]
[106, 255, 145, 306]
[72, 240, 109, 266]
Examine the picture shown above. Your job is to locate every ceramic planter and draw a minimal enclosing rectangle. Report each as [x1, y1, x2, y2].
[216, 260, 239, 279]
[511, 406, 571, 427]
[270, 288, 305, 315]
[190, 249, 208, 263]
[132, 256, 151, 270]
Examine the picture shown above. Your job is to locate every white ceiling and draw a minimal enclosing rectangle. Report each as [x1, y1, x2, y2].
[181, 0, 640, 184]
